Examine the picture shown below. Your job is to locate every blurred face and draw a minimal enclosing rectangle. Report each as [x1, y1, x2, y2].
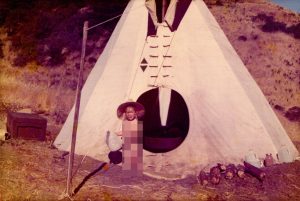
[125, 106, 136, 121]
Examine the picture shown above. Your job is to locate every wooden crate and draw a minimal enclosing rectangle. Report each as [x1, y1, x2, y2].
[6, 112, 47, 141]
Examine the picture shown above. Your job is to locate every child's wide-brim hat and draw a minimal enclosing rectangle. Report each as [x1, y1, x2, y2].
[117, 101, 145, 119]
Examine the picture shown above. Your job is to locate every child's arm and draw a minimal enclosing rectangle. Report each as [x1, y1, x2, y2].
[115, 131, 122, 136]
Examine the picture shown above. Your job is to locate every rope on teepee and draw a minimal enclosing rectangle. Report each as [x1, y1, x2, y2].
[127, 39, 148, 99]
[153, 29, 177, 87]
[87, 3, 145, 31]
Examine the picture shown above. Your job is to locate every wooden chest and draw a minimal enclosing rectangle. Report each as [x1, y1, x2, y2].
[6, 112, 47, 141]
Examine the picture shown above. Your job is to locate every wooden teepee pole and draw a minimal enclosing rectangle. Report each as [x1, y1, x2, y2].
[162, 0, 167, 20]
[66, 21, 88, 196]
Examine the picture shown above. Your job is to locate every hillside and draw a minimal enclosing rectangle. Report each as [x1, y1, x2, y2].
[0, 0, 300, 143]
[0, 0, 299, 144]
[209, 0, 300, 145]
[0, 0, 129, 138]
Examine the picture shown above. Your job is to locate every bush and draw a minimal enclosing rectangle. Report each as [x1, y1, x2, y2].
[286, 23, 300, 39]
[252, 13, 286, 33]
[0, 40, 3, 59]
[238, 35, 247, 41]
[34, 13, 57, 40]
[13, 54, 29, 67]
[5, 0, 35, 9]
[252, 13, 274, 23]
[274, 105, 285, 112]
[285, 106, 300, 121]
[262, 21, 286, 33]
[0, 9, 8, 26]
[3, 0, 129, 67]
[253, 13, 300, 40]
[37, 40, 65, 67]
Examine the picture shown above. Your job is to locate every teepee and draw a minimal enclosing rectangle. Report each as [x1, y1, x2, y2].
[54, 0, 299, 178]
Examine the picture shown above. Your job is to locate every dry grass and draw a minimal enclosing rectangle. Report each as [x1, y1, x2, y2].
[1, 139, 300, 201]
[0, 33, 81, 143]
[0, 140, 66, 201]
[0, 68, 48, 110]
[0, 59, 76, 133]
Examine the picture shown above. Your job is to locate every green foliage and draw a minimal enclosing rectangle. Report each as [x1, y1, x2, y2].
[0, 8, 8, 26]
[4, 0, 35, 9]
[286, 23, 300, 39]
[2, 0, 129, 67]
[0, 40, 3, 59]
[252, 13, 300, 40]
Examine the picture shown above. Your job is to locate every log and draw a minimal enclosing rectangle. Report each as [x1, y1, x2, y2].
[217, 163, 226, 173]
[225, 164, 237, 180]
[210, 166, 221, 185]
[210, 176, 220, 185]
[210, 166, 221, 177]
[198, 171, 209, 186]
[263, 154, 274, 167]
[244, 161, 266, 181]
[225, 169, 234, 180]
[226, 164, 237, 174]
[236, 164, 245, 178]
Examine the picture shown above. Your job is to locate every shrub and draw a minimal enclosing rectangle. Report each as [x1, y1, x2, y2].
[13, 54, 29, 67]
[286, 23, 300, 39]
[253, 13, 300, 39]
[88, 57, 97, 64]
[285, 106, 300, 121]
[37, 40, 66, 67]
[34, 13, 57, 40]
[252, 13, 273, 23]
[0, 9, 8, 26]
[274, 105, 285, 112]
[238, 35, 247, 41]
[5, 0, 35, 9]
[0, 40, 3, 59]
[262, 20, 286, 33]
[3, 0, 129, 68]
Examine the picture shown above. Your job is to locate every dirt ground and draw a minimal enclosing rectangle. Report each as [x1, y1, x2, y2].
[0, 138, 300, 201]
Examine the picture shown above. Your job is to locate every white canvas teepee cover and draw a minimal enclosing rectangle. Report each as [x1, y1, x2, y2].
[54, 0, 299, 178]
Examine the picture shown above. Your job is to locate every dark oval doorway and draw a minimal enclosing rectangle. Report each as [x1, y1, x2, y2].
[137, 88, 189, 153]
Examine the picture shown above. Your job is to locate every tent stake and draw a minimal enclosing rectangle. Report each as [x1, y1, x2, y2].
[66, 21, 89, 197]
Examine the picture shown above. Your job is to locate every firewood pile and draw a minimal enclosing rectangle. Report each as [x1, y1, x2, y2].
[198, 161, 267, 186]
